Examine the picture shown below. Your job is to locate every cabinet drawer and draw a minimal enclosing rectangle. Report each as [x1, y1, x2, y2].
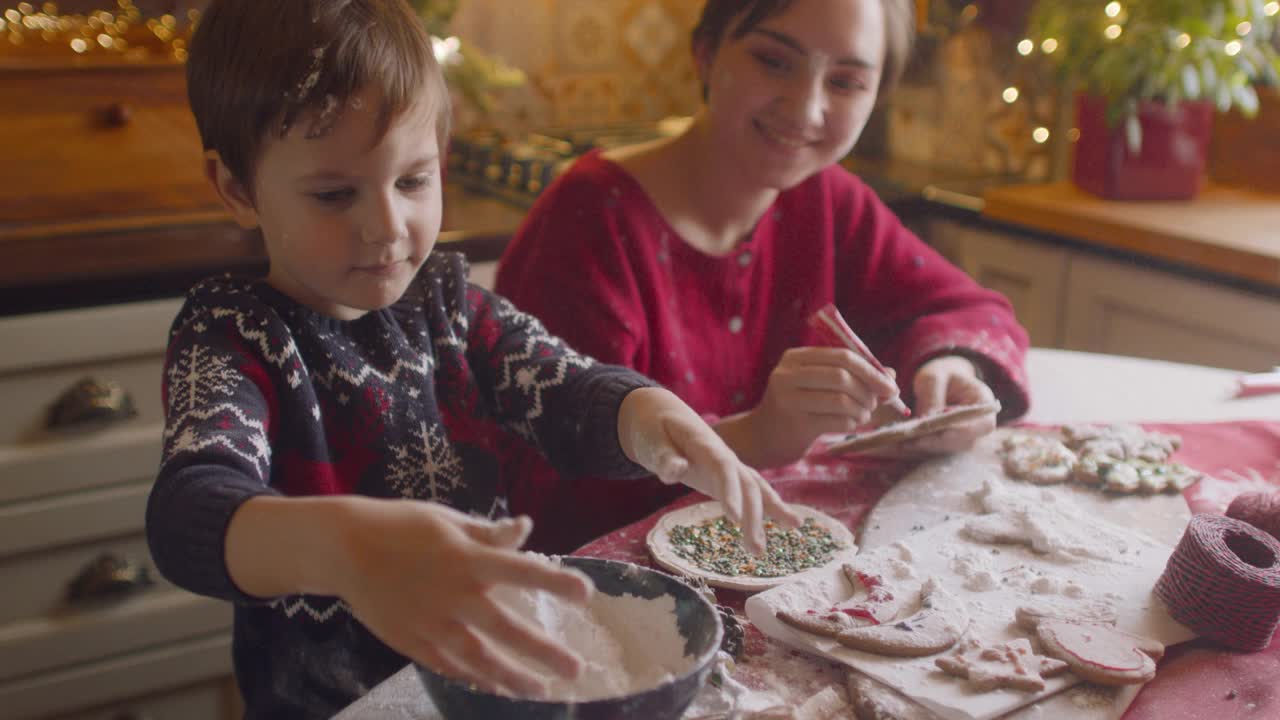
[0, 298, 181, 505]
[0, 528, 161, 627]
[0, 631, 233, 720]
[0, 583, 232, 685]
[55, 676, 238, 720]
[0, 64, 220, 227]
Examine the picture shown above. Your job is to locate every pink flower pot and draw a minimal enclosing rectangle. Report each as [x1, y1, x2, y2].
[1072, 93, 1214, 201]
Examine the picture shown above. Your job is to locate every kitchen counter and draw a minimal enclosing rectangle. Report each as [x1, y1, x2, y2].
[983, 181, 1280, 289]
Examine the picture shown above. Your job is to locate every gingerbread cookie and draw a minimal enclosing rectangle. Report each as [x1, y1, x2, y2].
[775, 563, 909, 639]
[826, 401, 1001, 456]
[776, 607, 864, 638]
[846, 671, 939, 720]
[1000, 433, 1077, 485]
[1074, 456, 1202, 494]
[935, 637, 1069, 692]
[836, 578, 969, 657]
[1014, 599, 1119, 632]
[1062, 424, 1180, 463]
[1036, 620, 1164, 686]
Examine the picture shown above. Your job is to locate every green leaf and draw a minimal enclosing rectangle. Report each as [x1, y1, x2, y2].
[1182, 63, 1202, 97]
[1234, 83, 1261, 115]
[1125, 112, 1143, 154]
[1217, 82, 1234, 110]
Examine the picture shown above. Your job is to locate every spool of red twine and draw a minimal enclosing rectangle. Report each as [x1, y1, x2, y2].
[1226, 491, 1280, 542]
[1154, 514, 1280, 651]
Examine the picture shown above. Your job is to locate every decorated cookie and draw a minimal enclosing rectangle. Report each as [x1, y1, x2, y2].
[825, 401, 1002, 456]
[776, 608, 864, 639]
[839, 563, 909, 625]
[1014, 599, 1119, 632]
[1036, 620, 1164, 686]
[1074, 456, 1202, 495]
[935, 637, 1069, 692]
[1062, 424, 1180, 463]
[836, 578, 969, 657]
[1000, 433, 1077, 485]
[776, 563, 910, 639]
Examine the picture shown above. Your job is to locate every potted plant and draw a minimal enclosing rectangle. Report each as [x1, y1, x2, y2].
[1027, 0, 1280, 200]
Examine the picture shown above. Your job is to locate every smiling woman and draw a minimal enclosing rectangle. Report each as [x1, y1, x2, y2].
[495, 0, 1033, 554]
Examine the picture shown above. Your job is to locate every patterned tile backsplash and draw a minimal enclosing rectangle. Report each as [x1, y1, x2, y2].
[449, 0, 703, 130]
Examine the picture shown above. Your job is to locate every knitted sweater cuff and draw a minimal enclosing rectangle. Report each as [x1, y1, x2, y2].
[579, 367, 660, 480]
[147, 463, 279, 605]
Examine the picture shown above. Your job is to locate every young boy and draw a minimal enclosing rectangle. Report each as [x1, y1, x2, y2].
[146, 1, 799, 717]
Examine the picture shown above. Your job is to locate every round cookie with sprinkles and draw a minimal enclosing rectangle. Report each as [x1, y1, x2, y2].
[647, 501, 855, 591]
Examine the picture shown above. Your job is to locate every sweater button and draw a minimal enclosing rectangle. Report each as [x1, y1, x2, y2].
[728, 316, 744, 334]
[732, 391, 746, 406]
[738, 251, 752, 267]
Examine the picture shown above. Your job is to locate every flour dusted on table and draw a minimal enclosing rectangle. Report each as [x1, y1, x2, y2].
[491, 572, 693, 701]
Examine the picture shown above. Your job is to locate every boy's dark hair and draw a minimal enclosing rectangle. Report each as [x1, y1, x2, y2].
[691, 0, 915, 101]
[187, 0, 451, 191]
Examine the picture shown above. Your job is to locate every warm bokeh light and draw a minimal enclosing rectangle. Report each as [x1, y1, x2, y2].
[1018, 38, 1034, 55]
[1033, 127, 1050, 144]
[1175, 33, 1191, 49]
[1003, 87, 1020, 103]
[1225, 40, 1243, 56]
[1105, 2, 1122, 18]
[1041, 37, 1059, 53]
[1237, 21, 1252, 36]
[1104, 24, 1123, 40]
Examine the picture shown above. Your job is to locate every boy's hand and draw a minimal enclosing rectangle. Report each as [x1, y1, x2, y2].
[725, 347, 900, 468]
[619, 387, 802, 555]
[331, 499, 591, 698]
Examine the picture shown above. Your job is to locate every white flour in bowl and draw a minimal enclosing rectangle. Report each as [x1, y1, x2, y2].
[492, 578, 697, 702]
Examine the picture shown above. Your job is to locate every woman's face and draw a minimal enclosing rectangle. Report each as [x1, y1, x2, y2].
[698, 0, 885, 191]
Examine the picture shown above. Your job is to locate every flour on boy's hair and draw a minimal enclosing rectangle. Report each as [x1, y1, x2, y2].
[294, 45, 328, 103]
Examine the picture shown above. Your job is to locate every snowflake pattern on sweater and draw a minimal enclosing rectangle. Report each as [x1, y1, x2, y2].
[146, 252, 654, 719]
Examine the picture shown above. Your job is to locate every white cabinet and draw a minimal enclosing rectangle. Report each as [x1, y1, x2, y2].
[930, 219, 1070, 348]
[1063, 254, 1280, 372]
[0, 298, 236, 720]
[929, 218, 1280, 372]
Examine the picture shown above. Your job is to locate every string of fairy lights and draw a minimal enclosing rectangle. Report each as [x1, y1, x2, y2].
[1002, 0, 1280, 149]
[0, 0, 198, 61]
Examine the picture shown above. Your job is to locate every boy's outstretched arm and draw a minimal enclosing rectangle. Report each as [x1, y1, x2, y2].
[616, 387, 803, 555]
[223, 495, 592, 698]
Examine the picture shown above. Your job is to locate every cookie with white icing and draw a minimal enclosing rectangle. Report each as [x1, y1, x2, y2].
[1036, 620, 1164, 686]
[936, 637, 1069, 692]
[836, 578, 968, 657]
[1000, 433, 1077, 485]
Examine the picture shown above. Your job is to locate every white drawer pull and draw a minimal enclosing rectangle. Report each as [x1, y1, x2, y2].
[66, 552, 154, 606]
[47, 377, 138, 431]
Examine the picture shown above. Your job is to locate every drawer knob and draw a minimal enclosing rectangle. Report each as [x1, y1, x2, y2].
[103, 102, 134, 128]
[46, 377, 137, 431]
[66, 552, 154, 606]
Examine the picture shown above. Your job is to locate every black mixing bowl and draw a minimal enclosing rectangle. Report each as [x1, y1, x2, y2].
[416, 557, 724, 720]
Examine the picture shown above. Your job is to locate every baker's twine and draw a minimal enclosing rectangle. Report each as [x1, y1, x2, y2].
[1155, 514, 1280, 652]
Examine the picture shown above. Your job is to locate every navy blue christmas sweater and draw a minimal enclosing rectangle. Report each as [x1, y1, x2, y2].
[145, 252, 655, 719]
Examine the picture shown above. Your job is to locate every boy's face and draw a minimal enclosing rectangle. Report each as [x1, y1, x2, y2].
[214, 89, 443, 320]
